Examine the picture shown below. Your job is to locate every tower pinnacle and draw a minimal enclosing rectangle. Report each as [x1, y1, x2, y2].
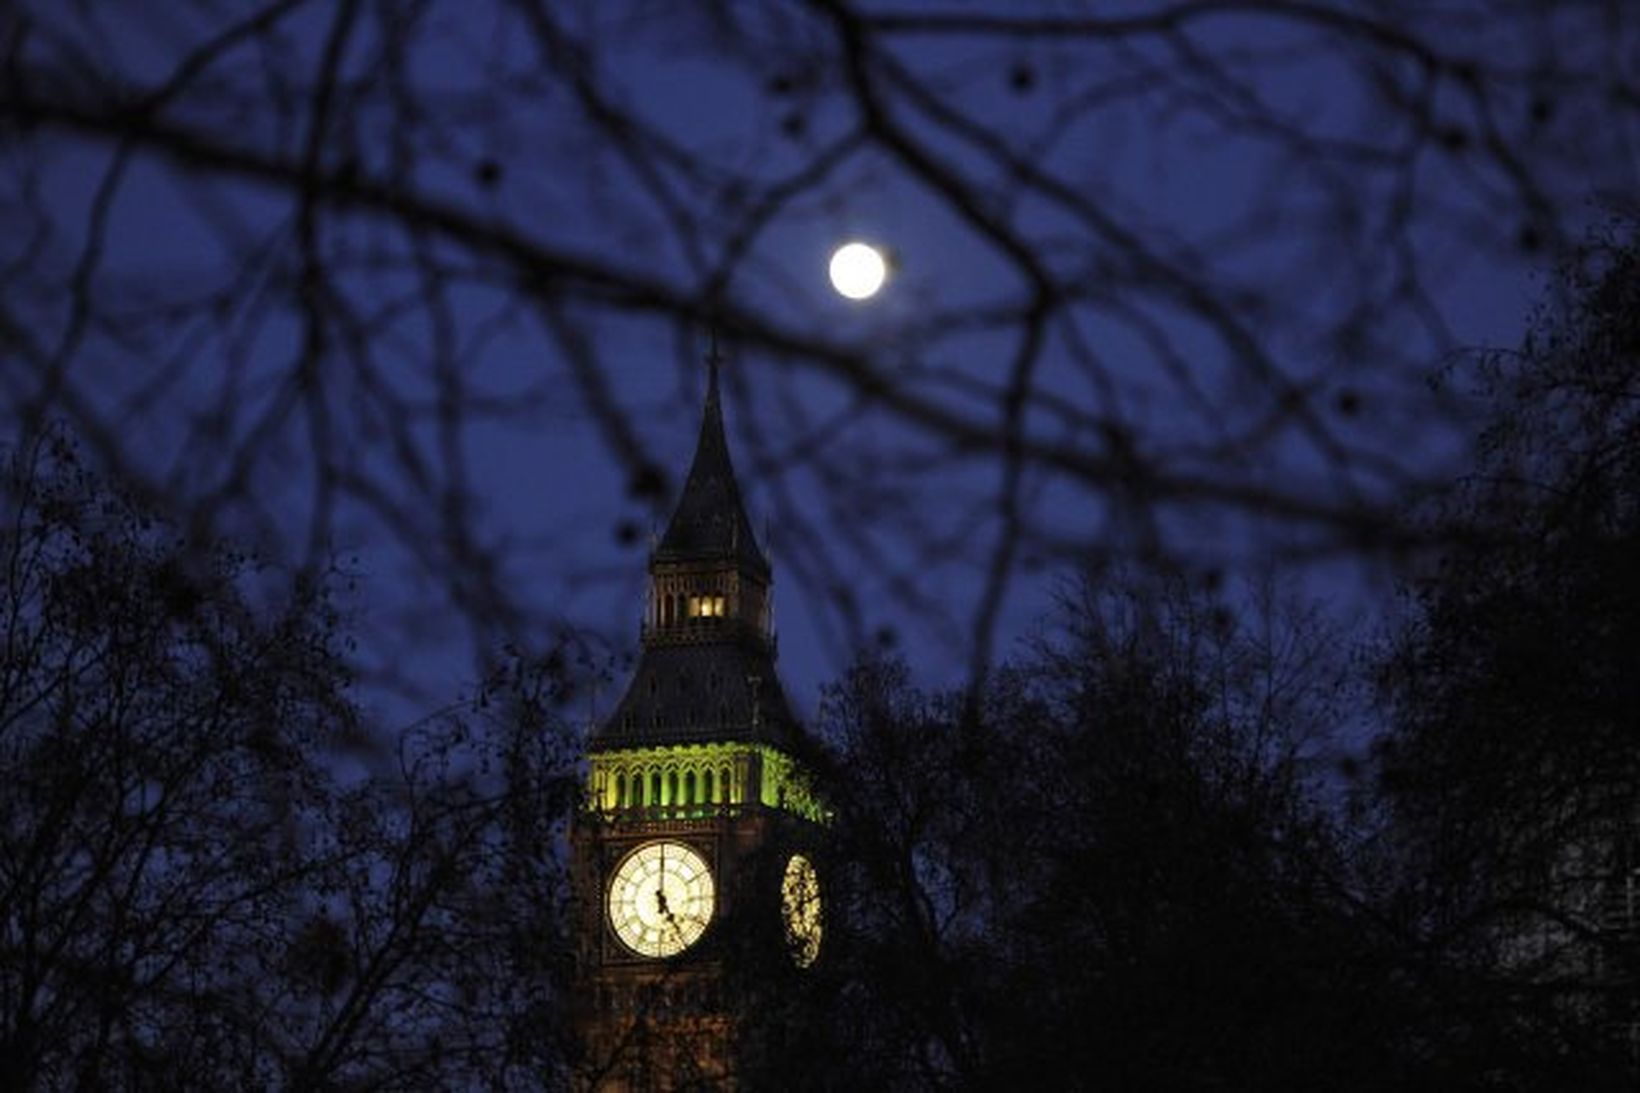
[653, 342, 767, 575]
[592, 343, 791, 750]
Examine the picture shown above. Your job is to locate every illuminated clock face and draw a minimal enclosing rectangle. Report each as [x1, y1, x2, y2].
[607, 841, 716, 958]
[781, 853, 823, 968]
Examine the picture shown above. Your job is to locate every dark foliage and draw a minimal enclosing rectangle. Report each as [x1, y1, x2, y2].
[732, 572, 1418, 1090]
[0, 435, 580, 1090]
[1374, 223, 1640, 1086]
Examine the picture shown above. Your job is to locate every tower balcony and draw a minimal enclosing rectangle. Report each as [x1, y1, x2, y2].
[591, 800, 752, 827]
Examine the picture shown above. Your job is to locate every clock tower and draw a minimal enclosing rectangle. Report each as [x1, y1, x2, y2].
[571, 350, 824, 1091]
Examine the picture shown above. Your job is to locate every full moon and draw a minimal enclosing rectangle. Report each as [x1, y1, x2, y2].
[828, 241, 888, 300]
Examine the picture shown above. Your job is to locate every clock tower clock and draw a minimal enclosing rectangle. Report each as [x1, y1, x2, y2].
[571, 348, 823, 1091]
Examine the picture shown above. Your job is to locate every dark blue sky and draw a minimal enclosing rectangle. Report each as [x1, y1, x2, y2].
[6, 2, 1632, 730]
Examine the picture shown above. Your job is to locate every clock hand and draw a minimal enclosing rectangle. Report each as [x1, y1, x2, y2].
[658, 878, 683, 925]
[662, 904, 685, 941]
[655, 844, 667, 912]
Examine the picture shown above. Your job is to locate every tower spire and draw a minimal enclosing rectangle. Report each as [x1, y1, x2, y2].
[706, 325, 723, 405]
[650, 334, 767, 573]
[591, 333, 788, 751]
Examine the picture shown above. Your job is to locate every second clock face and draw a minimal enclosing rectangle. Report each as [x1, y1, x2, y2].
[607, 841, 716, 958]
[781, 853, 823, 968]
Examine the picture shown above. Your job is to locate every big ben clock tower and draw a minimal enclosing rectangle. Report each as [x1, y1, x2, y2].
[571, 349, 824, 1091]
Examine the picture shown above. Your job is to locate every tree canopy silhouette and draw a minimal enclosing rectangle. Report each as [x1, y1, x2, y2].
[0, 435, 579, 1089]
[1373, 221, 1640, 1083]
[726, 570, 1420, 1089]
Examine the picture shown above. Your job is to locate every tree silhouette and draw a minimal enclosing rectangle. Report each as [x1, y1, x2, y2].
[1373, 221, 1640, 1086]
[0, 435, 580, 1088]
[731, 570, 1407, 1089]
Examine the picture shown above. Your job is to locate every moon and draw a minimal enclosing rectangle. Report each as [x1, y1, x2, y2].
[828, 241, 888, 300]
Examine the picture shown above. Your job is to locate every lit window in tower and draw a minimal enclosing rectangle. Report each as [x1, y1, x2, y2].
[687, 594, 726, 618]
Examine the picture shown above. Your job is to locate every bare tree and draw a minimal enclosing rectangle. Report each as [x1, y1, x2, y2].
[1372, 222, 1640, 1081]
[0, 435, 580, 1089]
[2, 1, 1637, 681]
[727, 570, 1399, 1089]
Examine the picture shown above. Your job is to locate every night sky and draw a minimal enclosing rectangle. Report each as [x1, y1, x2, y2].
[4, 2, 1631, 726]
[8, 4, 1640, 1090]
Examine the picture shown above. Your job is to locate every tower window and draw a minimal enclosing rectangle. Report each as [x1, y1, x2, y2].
[651, 771, 661, 804]
[704, 770, 715, 803]
[687, 594, 726, 618]
[684, 770, 696, 804]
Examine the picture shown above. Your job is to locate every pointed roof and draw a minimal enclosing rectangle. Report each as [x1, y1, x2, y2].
[589, 343, 796, 753]
[596, 641, 799, 751]
[654, 350, 769, 575]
